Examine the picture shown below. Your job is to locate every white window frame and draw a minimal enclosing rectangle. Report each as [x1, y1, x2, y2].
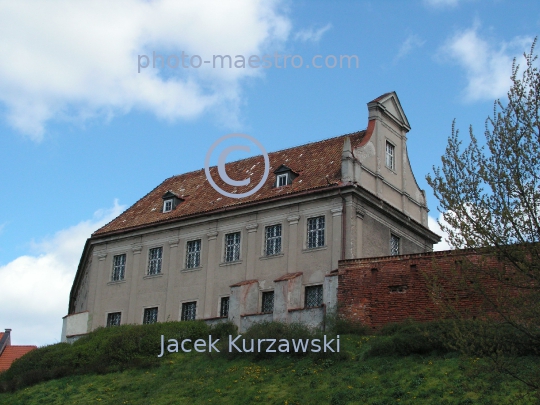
[306, 215, 325, 249]
[264, 224, 282, 256]
[276, 173, 288, 187]
[147, 247, 163, 275]
[185, 239, 202, 269]
[385, 141, 395, 171]
[224, 232, 241, 262]
[163, 199, 173, 213]
[111, 254, 126, 281]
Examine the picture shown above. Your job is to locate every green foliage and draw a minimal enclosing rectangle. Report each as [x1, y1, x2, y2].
[325, 314, 370, 336]
[365, 320, 452, 357]
[0, 331, 537, 404]
[0, 320, 234, 393]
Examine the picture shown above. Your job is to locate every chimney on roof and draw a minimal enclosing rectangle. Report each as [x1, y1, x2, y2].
[0, 328, 11, 356]
[341, 136, 354, 183]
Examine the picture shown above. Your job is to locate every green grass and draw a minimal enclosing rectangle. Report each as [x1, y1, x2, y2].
[1, 334, 538, 405]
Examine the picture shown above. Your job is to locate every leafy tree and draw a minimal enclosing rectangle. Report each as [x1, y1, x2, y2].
[426, 39, 540, 393]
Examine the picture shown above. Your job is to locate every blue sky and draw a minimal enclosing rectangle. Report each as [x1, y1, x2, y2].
[0, 0, 538, 345]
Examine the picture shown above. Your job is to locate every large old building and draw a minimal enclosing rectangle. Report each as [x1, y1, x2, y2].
[62, 92, 440, 341]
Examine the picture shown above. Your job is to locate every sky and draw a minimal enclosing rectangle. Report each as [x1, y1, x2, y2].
[0, 0, 538, 346]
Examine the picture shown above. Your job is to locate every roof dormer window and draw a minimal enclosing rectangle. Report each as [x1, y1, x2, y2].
[161, 191, 183, 213]
[274, 164, 298, 188]
[276, 173, 289, 187]
[163, 199, 173, 213]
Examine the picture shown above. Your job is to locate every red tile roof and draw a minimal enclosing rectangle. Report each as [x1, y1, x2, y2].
[94, 131, 367, 236]
[0, 345, 37, 372]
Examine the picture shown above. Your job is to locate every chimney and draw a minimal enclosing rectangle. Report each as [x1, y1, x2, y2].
[0, 328, 11, 356]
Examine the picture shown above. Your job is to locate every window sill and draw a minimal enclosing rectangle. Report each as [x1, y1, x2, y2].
[143, 273, 163, 279]
[385, 165, 397, 175]
[219, 260, 243, 267]
[107, 280, 126, 285]
[181, 266, 203, 273]
[302, 245, 327, 253]
[259, 253, 284, 260]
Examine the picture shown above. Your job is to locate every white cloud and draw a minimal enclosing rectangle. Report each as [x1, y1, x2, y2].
[395, 34, 425, 60]
[0, 0, 291, 140]
[440, 24, 532, 101]
[428, 213, 452, 251]
[0, 201, 125, 346]
[294, 23, 332, 43]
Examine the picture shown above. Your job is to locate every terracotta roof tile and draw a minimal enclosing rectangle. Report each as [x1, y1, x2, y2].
[274, 272, 303, 282]
[0, 345, 37, 372]
[93, 131, 366, 236]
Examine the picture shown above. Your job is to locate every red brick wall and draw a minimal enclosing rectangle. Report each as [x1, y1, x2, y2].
[337, 250, 506, 328]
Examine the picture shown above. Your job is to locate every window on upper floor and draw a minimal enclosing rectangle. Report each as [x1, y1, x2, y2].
[273, 164, 298, 187]
[307, 216, 325, 249]
[163, 199, 173, 212]
[107, 312, 121, 327]
[162, 190, 183, 213]
[264, 224, 282, 256]
[386, 141, 395, 171]
[186, 239, 201, 268]
[261, 291, 274, 313]
[305, 285, 323, 308]
[224, 232, 241, 262]
[390, 234, 400, 256]
[112, 254, 126, 281]
[220, 297, 230, 318]
[143, 307, 158, 324]
[148, 247, 163, 275]
[181, 301, 197, 321]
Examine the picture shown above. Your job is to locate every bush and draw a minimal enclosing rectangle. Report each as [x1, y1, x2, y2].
[223, 321, 342, 361]
[365, 320, 453, 357]
[326, 315, 370, 336]
[0, 320, 231, 392]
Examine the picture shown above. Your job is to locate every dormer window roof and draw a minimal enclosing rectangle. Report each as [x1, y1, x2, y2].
[274, 164, 298, 187]
[162, 191, 183, 213]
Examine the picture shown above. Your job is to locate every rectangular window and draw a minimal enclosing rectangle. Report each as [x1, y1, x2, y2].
[163, 199, 173, 212]
[276, 173, 288, 187]
[181, 301, 197, 321]
[148, 247, 163, 275]
[224, 232, 241, 262]
[261, 291, 274, 313]
[112, 254, 126, 281]
[186, 239, 201, 268]
[220, 297, 229, 318]
[265, 224, 282, 255]
[386, 141, 395, 170]
[305, 285, 323, 308]
[106, 312, 121, 327]
[390, 234, 400, 256]
[143, 307, 158, 324]
[307, 216, 325, 249]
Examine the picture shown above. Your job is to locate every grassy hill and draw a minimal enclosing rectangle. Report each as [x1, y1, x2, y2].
[0, 321, 538, 404]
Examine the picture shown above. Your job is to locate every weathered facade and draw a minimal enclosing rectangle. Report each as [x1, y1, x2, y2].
[62, 92, 440, 341]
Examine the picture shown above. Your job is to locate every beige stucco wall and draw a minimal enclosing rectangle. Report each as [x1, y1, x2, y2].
[66, 92, 438, 338]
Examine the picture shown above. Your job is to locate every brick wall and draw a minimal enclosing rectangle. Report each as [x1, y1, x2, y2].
[337, 250, 507, 328]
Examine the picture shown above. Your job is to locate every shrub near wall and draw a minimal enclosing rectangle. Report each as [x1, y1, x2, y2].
[0, 321, 236, 393]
